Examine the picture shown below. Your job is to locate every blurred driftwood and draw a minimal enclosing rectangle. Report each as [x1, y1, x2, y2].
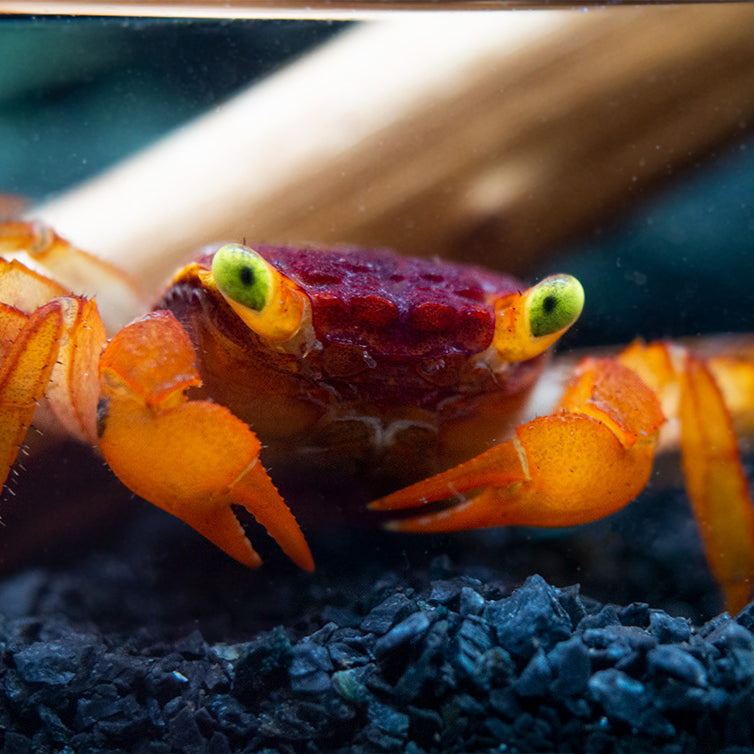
[29, 6, 754, 305]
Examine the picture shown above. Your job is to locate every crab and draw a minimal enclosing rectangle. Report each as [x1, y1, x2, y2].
[1, 220, 754, 612]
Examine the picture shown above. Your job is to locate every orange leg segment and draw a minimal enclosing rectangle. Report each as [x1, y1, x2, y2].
[0, 257, 107, 489]
[0, 300, 65, 488]
[619, 341, 754, 613]
[0, 221, 145, 331]
[679, 353, 754, 614]
[97, 311, 313, 571]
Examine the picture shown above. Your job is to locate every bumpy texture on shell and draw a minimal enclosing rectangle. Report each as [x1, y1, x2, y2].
[200, 245, 521, 358]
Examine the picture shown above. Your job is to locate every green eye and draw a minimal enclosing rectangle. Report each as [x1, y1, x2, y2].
[528, 274, 584, 338]
[211, 244, 273, 312]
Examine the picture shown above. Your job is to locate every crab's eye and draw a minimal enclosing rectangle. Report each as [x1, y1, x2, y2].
[527, 275, 584, 338]
[492, 273, 584, 362]
[210, 244, 306, 342]
[212, 244, 273, 312]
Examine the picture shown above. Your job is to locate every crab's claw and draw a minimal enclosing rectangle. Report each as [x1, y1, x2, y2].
[372, 359, 663, 532]
[374, 343, 754, 614]
[97, 311, 313, 571]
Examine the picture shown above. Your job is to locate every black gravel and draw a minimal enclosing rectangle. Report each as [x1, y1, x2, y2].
[2, 558, 754, 754]
[1, 450, 753, 752]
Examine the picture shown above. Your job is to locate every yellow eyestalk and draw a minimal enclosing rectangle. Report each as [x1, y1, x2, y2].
[492, 274, 584, 362]
[207, 244, 307, 343]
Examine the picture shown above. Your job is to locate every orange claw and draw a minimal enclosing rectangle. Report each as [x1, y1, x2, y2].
[97, 311, 313, 571]
[375, 341, 754, 614]
[372, 358, 663, 533]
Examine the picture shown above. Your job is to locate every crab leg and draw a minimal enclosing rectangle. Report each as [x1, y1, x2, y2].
[679, 354, 754, 613]
[96, 311, 313, 571]
[372, 358, 664, 531]
[0, 221, 145, 331]
[0, 300, 65, 488]
[619, 341, 754, 614]
[0, 258, 106, 487]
